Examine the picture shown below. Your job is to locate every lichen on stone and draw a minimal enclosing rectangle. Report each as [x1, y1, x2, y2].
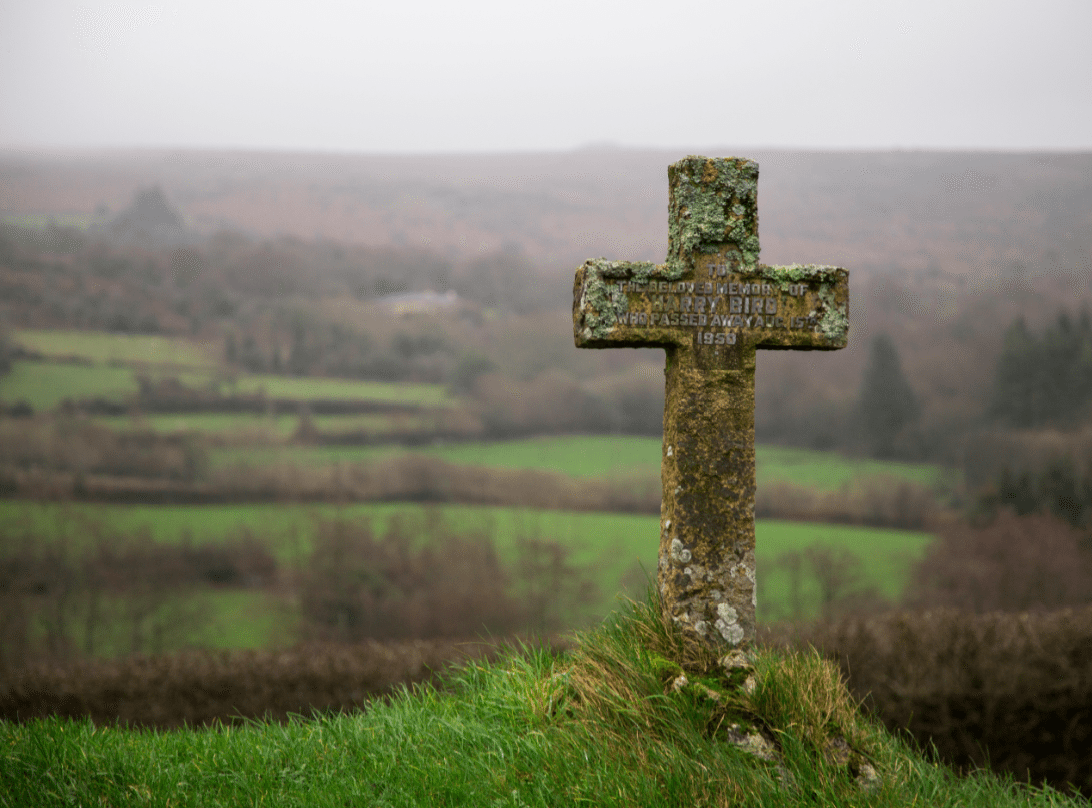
[669, 537, 692, 564]
[715, 602, 745, 645]
[668, 156, 760, 271]
[575, 258, 687, 342]
[816, 282, 849, 343]
[762, 263, 841, 288]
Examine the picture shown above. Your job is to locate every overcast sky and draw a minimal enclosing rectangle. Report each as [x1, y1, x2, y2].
[1, 0, 1090, 154]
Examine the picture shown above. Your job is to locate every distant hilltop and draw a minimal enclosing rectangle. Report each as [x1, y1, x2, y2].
[1, 148, 1090, 280]
[90, 184, 198, 248]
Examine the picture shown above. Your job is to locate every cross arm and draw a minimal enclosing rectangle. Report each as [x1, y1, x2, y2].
[573, 259, 687, 349]
[750, 263, 849, 350]
[574, 258, 848, 354]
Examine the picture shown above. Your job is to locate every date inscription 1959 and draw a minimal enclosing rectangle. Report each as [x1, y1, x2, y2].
[608, 267, 820, 348]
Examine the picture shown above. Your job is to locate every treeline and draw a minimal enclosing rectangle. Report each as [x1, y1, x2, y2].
[989, 310, 1092, 428]
[784, 305, 1092, 472]
[0, 219, 553, 337]
[967, 429, 1092, 530]
[0, 511, 598, 670]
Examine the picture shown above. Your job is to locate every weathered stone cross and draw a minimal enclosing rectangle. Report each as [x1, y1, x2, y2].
[573, 156, 848, 649]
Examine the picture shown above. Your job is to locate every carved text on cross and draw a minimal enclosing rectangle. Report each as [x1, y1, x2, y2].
[573, 156, 848, 649]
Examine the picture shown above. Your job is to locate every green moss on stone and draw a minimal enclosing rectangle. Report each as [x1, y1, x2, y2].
[762, 263, 840, 288]
[817, 283, 849, 343]
[668, 156, 760, 271]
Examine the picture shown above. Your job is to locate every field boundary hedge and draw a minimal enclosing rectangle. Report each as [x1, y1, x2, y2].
[770, 605, 1092, 796]
[0, 638, 561, 728]
[2, 457, 948, 529]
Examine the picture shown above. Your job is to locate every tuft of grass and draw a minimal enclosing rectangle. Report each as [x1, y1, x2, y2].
[1, 590, 1082, 807]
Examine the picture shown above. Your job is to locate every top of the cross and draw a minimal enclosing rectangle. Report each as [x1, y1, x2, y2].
[668, 156, 760, 274]
[572, 155, 849, 352]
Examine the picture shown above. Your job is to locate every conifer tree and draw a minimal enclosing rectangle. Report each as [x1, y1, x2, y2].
[856, 333, 919, 458]
[989, 309, 1092, 428]
[988, 317, 1039, 426]
[0, 325, 13, 377]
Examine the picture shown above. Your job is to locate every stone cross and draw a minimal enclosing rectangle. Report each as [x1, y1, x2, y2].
[573, 156, 848, 649]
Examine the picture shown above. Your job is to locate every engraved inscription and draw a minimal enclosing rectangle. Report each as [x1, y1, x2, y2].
[609, 275, 821, 345]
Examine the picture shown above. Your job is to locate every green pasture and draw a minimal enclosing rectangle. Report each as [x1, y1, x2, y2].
[97, 412, 438, 440]
[208, 434, 663, 474]
[233, 373, 453, 406]
[757, 444, 958, 491]
[0, 353, 453, 413]
[135, 589, 296, 652]
[0, 360, 140, 410]
[0, 360, 217, 411]
[95, 412, 303, 439]
[0, 500, 934, 638]
[209, 435, 957, 492]
[12, 329, 220, 368]
[18, 589, 293, 658]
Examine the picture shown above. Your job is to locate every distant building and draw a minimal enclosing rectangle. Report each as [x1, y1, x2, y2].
[376, 289, 462, 316]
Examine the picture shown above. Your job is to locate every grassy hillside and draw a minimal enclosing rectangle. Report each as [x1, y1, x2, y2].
[0, 596, 1077, 808]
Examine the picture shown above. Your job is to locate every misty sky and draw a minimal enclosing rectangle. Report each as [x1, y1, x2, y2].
[1, 0, 1090, 154]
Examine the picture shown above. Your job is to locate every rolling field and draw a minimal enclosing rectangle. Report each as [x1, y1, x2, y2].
[96, 412, 303, 439]
[210, 435, 957, 492]
[0, 328, 948, 653]
[0, 499, 934, 646]
[1, 329, 454, 411]
[12, 329, 220, 368]
[92, 412, 428, 440]
[233, 374, 454, 406]
[0, 360, 142, 410]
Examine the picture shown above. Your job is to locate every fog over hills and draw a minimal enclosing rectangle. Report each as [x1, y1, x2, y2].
[2, 148, 1089, 289]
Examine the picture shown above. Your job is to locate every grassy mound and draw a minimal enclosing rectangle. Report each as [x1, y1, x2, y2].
[0, 595, 1077, 807]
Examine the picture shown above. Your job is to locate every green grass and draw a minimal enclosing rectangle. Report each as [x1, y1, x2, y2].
[0, 354, 452, 412]
[233, 373, 454, 406]
[17, 590, 292, 659]
[96, 412, 301, 438]
[429, 435, 662, 477]
[0, 501, 934, 627]
[12, 329, 219, 368]
[209, 435, 957, 492]
[95, 412, 433, 440]
[756, 445, 958, 492]
[0, 360, 140, 410]
[191, 589, 298, 651]
[0, 598, 1077, 808]
[206, 435, 672, 477]
[756, 521, 929, 622]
